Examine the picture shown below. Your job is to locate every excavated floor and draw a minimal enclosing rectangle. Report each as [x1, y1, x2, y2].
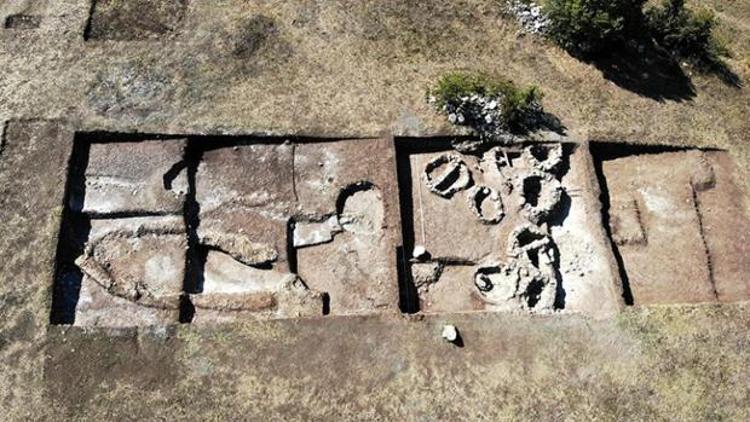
[43, 129, 750, 328]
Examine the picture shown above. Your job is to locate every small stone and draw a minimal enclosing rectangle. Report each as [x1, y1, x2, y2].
[475, 276, 492, 291]
[412, 245, 429, 261]
[448, 113, 457, 124]
[441, 324, 458, 343]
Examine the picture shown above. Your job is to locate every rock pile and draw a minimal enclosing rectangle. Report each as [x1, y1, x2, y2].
[506, 0, 550, 35]
[431, 93, 543, 142]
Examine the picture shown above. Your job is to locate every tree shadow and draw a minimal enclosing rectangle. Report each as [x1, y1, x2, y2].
[696, 57, 743, 89]
[586, 42, 697, 102]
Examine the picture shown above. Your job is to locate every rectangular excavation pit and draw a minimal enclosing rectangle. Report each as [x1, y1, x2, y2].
[395, 138, 625, 318]
[591, 143, 750, 306]
[84, 0, 188, 41]
[51, 134, 403, 327]
[49, 133, 750, 327]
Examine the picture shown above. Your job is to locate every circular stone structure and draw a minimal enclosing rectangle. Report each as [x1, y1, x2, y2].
[422, 154, 473, 198]
[522, 143, 564, 174]
[474, 263, 519, 303]
[518, 172, 564, 224]
[467, 185, 505, 224]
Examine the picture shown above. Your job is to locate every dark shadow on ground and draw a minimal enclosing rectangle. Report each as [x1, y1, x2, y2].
[578, 38, 742, 101]
[696, 58, 743, 89]
[533, 111, 567, 136]
[586, 42, 696, 102]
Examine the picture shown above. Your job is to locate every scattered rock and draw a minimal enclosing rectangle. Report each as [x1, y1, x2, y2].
[430, 92, 544, 142]
[505, 0, 551, 35]
[474, 257, 556, 312]
[412, 262, 444, 293]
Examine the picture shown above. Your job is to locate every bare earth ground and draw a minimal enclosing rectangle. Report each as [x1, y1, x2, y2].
[1, 0, 750, 420]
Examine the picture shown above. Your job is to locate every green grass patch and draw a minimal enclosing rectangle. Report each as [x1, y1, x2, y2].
[646, 0, 731, 70]
[429, 71, 543, 131]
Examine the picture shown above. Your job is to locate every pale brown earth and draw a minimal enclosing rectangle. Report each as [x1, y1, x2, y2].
[2, 1, 750, 420]
[601, 149, 750, 305]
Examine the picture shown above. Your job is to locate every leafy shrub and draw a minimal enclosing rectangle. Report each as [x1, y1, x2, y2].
[429, 72, 544, 134]
[646, 0, 729, 69]
[541, 0, 646, 55]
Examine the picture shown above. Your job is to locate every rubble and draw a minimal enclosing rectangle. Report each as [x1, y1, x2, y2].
[433, 92, 543, 142]
[474, 258, 556, 312]
[412, 262, 444, 293]
[506, 0, 551, 35]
